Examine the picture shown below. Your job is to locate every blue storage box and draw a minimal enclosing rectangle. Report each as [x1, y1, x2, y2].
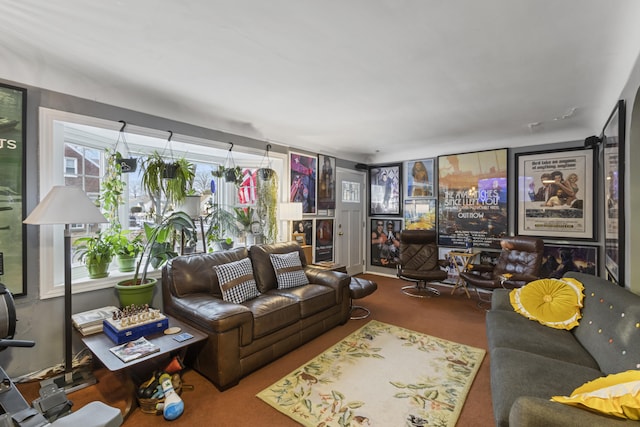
[103, 316, 169, 344]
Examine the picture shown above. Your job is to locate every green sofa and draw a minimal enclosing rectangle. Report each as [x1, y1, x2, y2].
[486, 271, 640, 426]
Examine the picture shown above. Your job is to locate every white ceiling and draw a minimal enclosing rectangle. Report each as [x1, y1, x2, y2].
[2, 0, 640, 163]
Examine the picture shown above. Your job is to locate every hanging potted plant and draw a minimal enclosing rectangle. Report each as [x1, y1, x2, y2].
[256, 168, 278, 244]
[211, 165, 243, 187]
[142, 152, 196, 220]
[114, 120, 137, 173]
[73, 231, 114, 279]
[115, 211, 196, 307]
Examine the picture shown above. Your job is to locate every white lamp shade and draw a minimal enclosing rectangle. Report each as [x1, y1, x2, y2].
[23, 185, 107, 225]
[278, 202, 303, 221]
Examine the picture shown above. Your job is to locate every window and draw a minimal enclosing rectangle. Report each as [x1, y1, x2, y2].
[64, 157, 78, 176]
[38, 108, 285, 299]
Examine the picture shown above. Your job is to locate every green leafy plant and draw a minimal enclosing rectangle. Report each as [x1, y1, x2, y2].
[73, 231, 114, 278]
[212, 165, 243, 187]
[122, 211, 197, 285]
[142, 152, 196, 219]
[106, 228, 144, 258]
[256, 169, 278, 244]
[204, 204, 240, 250]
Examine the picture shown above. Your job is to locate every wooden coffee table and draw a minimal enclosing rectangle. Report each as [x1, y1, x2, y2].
[81, 314, 206, 417]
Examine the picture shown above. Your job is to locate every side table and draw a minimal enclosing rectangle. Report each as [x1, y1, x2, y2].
[310, 262, 348, 274]
[81, 315, 206, 418]
[448, 251, 478, 298]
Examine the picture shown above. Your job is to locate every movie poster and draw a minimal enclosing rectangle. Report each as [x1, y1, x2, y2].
[290, 152, 317, 214]
[317, 154, 335, 211]
[370, 218, 402, 268]
[0, 83, 25, 295]
[516, 148, 594, 239]
[438, 149, 508, 250]
[314, 219, 334, 262]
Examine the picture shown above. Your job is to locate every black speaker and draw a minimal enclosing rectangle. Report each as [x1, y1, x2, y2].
[355, 163, 368, 170]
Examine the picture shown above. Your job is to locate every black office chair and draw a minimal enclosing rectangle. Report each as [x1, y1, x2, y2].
[397, 230, 448, 298]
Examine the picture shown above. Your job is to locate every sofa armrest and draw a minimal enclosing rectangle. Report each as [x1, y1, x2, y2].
[304, 267, 351, 304]
[509, 396, 638, 427]
[164, 294, 254, 346]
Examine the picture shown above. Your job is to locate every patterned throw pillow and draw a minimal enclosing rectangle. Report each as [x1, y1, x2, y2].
[270, 251, 309, 289]
[214, 258, 260, 304]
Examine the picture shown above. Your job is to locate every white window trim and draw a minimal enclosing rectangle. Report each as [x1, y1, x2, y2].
[37, 107, 287, 300]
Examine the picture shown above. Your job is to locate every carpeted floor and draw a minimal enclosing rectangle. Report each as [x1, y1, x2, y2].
[17, 274, 494, 426]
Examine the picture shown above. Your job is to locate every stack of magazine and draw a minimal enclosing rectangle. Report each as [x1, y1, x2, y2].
[109, 337, 160, 362]
[71, 306, 118, 336]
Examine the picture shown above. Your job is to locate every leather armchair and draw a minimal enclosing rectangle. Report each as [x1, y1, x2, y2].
[397, 229, 448, 297]
[460, 236, 544, 295]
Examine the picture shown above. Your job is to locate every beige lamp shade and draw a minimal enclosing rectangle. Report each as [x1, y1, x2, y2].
[278, 202, 303, 221]
[24, 185, 107, 225]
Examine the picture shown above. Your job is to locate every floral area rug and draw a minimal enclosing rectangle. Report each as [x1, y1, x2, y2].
[256, 320, 485, 427]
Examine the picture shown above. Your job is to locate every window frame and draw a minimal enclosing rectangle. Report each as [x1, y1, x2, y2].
[37, 107, 286, 300]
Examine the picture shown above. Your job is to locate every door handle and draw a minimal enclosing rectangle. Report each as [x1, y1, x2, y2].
[338, 231, 344, 236]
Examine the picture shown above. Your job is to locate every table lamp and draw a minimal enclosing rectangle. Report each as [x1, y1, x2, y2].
[278, 202, 303, 241]
[24, 185, 108, 391]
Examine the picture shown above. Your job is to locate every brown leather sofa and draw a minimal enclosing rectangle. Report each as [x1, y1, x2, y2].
[161, 241, 351, 390]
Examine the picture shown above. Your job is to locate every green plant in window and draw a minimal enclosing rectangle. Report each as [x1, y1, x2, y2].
[142, 152, 196, 220]
[73, 231, 114, 279]
[256, 169, 278, 244]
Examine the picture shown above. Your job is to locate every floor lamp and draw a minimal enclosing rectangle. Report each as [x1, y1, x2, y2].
[23, 186, 107, 391]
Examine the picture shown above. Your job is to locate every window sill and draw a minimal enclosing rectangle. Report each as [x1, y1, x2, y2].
[40, 269, 162, 300]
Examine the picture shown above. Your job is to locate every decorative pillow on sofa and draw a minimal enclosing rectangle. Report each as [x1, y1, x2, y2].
[270, 251, 309, 289]
[551, 370, 640, 420]
[509, 277, 584, 330]
[214, 257, 260, 304]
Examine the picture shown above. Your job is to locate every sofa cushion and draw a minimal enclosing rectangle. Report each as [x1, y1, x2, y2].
[490, 347, 604, 427]
[164, 247, 249, 298]
[552, 370, 640, 420]
[250, 242, 307, 293]
[214, 258, 260, 304]
[269, 284, 336, 318]
[510, 277, 584, 330]
[242, 293, 300, 338]
[486, 310, 599, 369]
[269, 251, 310, 289]
[567, 272, 640, 375]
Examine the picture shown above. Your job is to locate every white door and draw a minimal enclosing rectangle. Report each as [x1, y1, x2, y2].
[335, 168, 366, 275]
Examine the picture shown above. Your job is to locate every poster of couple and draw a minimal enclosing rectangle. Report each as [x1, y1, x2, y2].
[516, 147, 594, 240]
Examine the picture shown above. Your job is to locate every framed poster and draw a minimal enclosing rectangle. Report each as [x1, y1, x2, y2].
[405, 158, 434, 198]
[0, 83, 26, 296]
[403, 199, 436, 230]
[290, 152, 317, 214]
[539, 244, 598, 279]
[438, 149, 508, 250]
[370, 218, 402, 268]
[317, 154, 336, 211]
[602, 100, 625, 286]
[314, 218, 334, 263]
[293, 219, 313, 247]
[369, 163, 402, 216]
[516, 147, 595, 240]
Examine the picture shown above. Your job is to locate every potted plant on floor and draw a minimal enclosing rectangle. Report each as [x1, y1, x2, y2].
[115, 211, 196, 307]
[73, 231, 114, 279]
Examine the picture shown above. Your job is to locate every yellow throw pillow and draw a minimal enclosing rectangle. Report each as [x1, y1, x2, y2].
[509, 278, 584, 330]
[551, 370, 640, 420]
